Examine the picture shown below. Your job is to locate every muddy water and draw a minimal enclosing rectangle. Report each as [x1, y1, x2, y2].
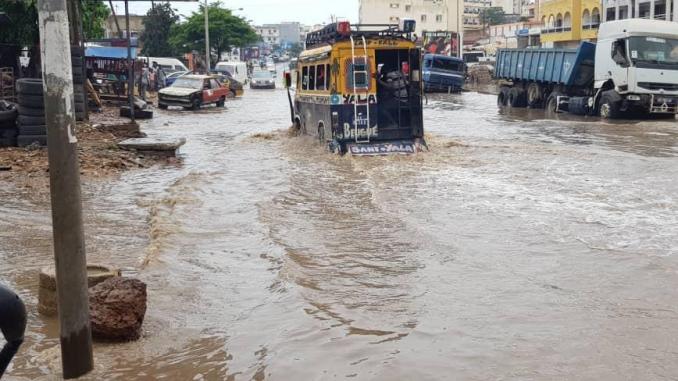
[2, 84, 678, 380]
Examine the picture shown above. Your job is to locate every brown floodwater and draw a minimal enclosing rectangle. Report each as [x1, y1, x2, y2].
[2, 81, 678, 380]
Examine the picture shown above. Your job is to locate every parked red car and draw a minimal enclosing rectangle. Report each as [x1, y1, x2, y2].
[158, 74, 230, 110]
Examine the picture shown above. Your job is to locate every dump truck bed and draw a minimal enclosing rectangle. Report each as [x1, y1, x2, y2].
[495, 42, 596, 88]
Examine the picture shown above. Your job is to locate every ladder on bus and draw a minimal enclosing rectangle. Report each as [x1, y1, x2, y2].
[350, 35, 370, 143]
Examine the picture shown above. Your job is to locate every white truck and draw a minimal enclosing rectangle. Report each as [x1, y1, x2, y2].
[495, 19, 678, 119]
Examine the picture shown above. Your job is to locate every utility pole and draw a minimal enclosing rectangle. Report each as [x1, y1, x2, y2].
[125, 0, 135, 123]
[204, 0, 210, 72]
[36, 0, 94, 379]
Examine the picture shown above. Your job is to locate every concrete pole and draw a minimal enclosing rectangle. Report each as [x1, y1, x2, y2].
[125, 0, 135, 123]
[36, 0, 94, 379]
[635, 0, 640, 18]
[205, 0, 210, 72]
[650, 0, 655, 18]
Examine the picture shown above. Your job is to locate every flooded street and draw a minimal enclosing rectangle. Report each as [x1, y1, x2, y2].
[2, 84, 678, 380]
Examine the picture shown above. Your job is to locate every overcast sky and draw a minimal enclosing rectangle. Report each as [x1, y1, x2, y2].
[119, 0, 359, 26]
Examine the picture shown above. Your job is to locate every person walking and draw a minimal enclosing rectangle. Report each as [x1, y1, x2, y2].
[139, 66, 150, 101]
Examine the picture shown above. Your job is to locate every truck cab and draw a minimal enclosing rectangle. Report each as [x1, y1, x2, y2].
[595, 19, 678, 117]
[422, 54, 466, 93]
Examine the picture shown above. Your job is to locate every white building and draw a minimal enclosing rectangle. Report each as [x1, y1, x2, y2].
[255, 24, 281, 46]
[602, 0, 678, 21]
[359, 0, 462, 36]
[463, 0, 492, 30]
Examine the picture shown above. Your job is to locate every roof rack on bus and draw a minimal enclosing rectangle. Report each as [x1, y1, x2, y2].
[305, 21, 416, 49]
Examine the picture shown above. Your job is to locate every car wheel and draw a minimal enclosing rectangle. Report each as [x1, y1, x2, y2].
[191, 98, 201, 110]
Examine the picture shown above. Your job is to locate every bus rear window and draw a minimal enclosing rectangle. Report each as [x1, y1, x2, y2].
[347, 59, 370, 90]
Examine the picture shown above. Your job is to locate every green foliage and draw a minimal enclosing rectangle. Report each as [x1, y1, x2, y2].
[0, 0, 109, 46]
[480, 7, 507, 26]
[81, 0, 110, 40]
[141, 3, 179, 57]
[169, 1, 258, 65]
[0, 0, 39, 47]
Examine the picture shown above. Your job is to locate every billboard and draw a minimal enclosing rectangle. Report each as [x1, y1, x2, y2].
[422, 31, 459, 57]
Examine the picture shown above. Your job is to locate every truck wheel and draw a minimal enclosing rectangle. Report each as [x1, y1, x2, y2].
[497, 87, 509, 107]
[599, 93, 621, 119]
[508, 88, 527, 108]
[216, 97, 226, 107]
[526, 83, 542, 108]
[545, 93, 562, 114]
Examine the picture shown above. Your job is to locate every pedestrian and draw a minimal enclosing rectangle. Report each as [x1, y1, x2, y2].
[157, 66, 167, 90]
[139, 66, 150, 101]
[149, 68, 156, 93]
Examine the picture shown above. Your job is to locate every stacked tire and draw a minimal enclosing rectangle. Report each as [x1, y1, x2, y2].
[16, 78, 48, 147]
[71, 46, 86, 121]
[0, 101, 18, 147]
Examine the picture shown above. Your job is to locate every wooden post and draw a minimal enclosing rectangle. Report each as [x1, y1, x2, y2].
[36, 0, 94, 378]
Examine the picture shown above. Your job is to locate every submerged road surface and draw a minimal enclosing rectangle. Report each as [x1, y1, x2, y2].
[2, 85, 678, 380]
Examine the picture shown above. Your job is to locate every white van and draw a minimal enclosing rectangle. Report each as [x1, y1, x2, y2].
[214, 61, 248, 84]
[140, 57, 188, 74]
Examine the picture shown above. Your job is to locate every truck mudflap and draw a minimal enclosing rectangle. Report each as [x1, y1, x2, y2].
[346, 138, 428, 156]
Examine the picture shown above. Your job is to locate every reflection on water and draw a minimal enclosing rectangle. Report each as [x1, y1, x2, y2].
[2, 89, 678, 380]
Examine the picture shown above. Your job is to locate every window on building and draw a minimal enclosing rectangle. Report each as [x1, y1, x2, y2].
[389, 16, 400, 22]
[436, 14, 443, 22]
[606, 8, 616, 21]
[405, 5, 411, 11]
[390, 3, 399, 8]
[421, 14, 427, 22]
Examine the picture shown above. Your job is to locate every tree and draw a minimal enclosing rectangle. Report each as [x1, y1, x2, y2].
[480, 7, 506, 26]
[169, 2, 258, 65]
[140, 3, 179, 57]
[0, 0, 39, 48]
[80, 0, 111, 40]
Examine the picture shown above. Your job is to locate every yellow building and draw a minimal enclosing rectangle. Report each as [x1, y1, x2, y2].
[540, 0, 601, 47]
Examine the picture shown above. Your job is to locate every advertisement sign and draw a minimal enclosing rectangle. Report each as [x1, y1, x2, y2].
[422, 31, 459, 57]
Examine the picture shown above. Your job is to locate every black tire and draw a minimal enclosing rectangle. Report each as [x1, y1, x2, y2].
[0, 109, 17, 122]
[526, 82, 542, 108]
[19, 125, 47, 136]
[158, 103, 168, 110]
[73, 73, 84, 83]
[599, 91, 622, 119]
[18, 105, 45, 117]
[508, 87, 527, 108]
[17, 135, 47, 147]
[497, 87, 509, 107]
[18, 95, 44, 109]
[191, 97, 201, 110]
[74, 103, 85, 113]
[74, 94, 85, 103]
[318, 125, 325, 143]
[0, 128, 17, 139]
[216, 96, 226, 107]
[16, 79, 44, 95]
[0, 137, 16, 147]
[545, 93, 562, 114]
[18, 115, 45, 125]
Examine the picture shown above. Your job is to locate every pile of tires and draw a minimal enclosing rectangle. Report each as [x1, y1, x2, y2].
[16, 78, 48, 147]
[71, 46, 86, 121]
[0, 101, 18, 147]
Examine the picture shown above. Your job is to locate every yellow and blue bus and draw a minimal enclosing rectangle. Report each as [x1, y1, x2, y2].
[285, 20, 426, 155]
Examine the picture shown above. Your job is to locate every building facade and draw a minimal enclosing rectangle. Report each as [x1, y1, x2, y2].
[255, 24, 281, 46]
[278, 22, 302, 47]
[463, 0, 492, 30]
[539, 0, 601, 47]
[602, 0, 678, 22]
[358, 0, 462, 36]
[104, 14, 145, 39]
